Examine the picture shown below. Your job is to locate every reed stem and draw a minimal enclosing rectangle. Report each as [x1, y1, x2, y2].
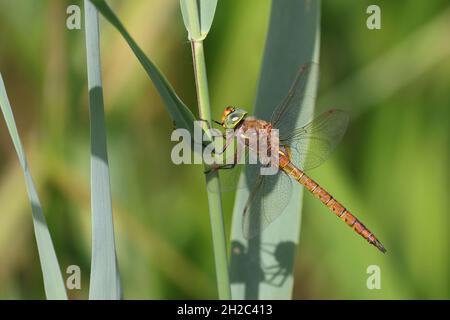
[191, 39, 231, 299]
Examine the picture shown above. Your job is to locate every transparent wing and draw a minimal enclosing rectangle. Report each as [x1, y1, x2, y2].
[271, 63, 319, 139]
[242, 164, 293, 239]
[268, 62, 348, 171]
[282, 109, 349, 171]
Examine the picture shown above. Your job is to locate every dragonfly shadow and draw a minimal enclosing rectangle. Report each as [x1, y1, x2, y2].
[230, 240, 264, 285]
[260, 241, 296, 287]
[230, 239, 296, 297]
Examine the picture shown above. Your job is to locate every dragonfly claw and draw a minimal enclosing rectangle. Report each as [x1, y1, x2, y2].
[204, 166, 214, 175]
[204, 164, 221, 175]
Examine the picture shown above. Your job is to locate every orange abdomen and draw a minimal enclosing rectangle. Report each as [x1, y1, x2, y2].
[279, 157, 386, 253]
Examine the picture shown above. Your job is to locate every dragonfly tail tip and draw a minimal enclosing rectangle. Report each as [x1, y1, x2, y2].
[374, 240, 387, 254]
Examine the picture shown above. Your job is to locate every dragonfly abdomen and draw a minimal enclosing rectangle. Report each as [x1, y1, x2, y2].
[280, 159, 386, 253]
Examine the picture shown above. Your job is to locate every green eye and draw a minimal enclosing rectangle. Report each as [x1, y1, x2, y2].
[222, 108, 248, 128]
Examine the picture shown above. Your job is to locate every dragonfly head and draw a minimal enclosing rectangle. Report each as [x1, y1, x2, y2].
[221, 106, 248, 129]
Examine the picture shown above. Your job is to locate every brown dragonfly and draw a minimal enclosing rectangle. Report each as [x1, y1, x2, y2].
[206, 64, 386, 253]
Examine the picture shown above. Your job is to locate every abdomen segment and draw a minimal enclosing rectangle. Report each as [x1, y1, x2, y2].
[281, 161, 386, 253]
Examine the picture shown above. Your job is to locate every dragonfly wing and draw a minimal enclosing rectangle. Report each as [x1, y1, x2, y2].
[271, 63, 319, 139]
[242, 164, 293, 239]
[281, 109, 349, 171]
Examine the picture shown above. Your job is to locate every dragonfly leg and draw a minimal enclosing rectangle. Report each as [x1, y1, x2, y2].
[216, 129, 237, 156]
[204, 163, 236, 174]
[197, 118, 212, 129]
[199, 118, 222, 126]
[198, 118, 231, 154]
[204, 130, 239, 175]
[204, 144, 239, 174]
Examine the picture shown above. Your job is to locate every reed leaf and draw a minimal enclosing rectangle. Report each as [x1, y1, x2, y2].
[89, 0, 197, 136]
[0, 73, 67, 300]
[84, 0, 121, 300]
[180, 0, 217, 41]
[230, 0, 321, 299]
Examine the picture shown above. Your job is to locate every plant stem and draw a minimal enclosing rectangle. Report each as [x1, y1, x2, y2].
[191, 39, 231, 299]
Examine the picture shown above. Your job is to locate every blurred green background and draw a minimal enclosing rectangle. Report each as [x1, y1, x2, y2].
[0, 0, 449, 299]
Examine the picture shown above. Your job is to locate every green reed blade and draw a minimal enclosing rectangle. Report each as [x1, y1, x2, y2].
[0, 73, 67, 300]
[230, 0, 321, 299]
[90, 0, 197, 136]
[84, 0, 121, 300]
[180, 0, 217, 41]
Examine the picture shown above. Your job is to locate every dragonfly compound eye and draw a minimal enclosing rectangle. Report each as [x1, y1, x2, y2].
[221, 106, 235, 124]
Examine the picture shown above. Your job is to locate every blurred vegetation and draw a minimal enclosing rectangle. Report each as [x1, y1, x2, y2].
[0, 0, 449, 299]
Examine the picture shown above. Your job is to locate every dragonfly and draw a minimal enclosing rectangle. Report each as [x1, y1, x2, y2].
[206, 64, 386, 253]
